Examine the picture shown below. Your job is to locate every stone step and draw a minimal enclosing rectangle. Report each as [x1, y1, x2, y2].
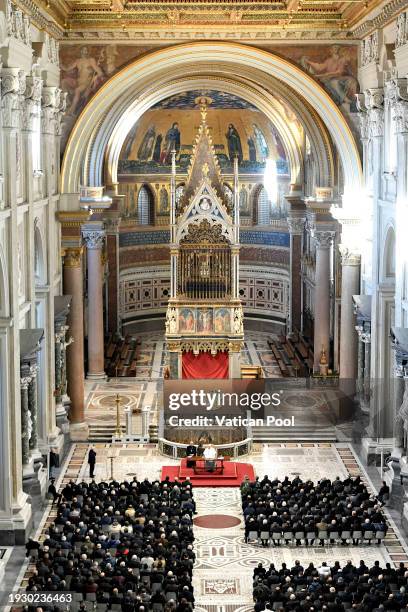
[88, 424, 117, 442]
[253, 425, 336, 442]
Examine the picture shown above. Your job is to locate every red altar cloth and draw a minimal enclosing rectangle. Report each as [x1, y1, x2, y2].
[182, 350, 228, 379]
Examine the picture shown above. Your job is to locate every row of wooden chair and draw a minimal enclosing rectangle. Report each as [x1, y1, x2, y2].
[268, 330, 314, 377]
[246, 528, 386, 546]
[104, 334, 141, 377]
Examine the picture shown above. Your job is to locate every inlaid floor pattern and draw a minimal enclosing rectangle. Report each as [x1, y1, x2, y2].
[12, 443, 408, 612]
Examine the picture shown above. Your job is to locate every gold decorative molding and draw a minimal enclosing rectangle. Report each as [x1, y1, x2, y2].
[57, 210, 92, 227]
[63, 247, 83, 268]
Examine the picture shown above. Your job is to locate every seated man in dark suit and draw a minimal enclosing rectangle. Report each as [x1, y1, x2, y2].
[186, 441, 197, 468]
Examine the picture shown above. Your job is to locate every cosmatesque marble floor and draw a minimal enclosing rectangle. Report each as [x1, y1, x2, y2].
[8, 442, 408, 612]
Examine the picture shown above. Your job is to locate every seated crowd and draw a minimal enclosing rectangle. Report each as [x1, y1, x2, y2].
[253, 560, 408, 611]
[241, 475, 387, 546]
[25, 477, 196, 612]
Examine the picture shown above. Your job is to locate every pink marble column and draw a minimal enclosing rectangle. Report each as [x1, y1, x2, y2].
[82, 227, 106, 380]
[313, 231, 334, 372]
[339, 247, 361, 381]
[63, 248, 86, 432]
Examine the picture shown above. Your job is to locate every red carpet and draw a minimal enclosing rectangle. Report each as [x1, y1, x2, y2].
[161, 460, 255, 487]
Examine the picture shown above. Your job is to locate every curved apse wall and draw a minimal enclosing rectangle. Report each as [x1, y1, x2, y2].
[118, 227, 290, 327]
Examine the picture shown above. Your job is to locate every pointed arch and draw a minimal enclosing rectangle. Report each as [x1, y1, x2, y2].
[137, 184, 154, 226]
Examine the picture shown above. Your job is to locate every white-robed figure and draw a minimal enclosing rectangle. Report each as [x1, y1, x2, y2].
[203, 443, 217, 472]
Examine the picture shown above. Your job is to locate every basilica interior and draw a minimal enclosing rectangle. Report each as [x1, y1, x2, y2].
[1, 0, 408, 610]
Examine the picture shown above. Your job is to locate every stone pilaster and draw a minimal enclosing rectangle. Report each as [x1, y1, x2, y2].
[338, 247, 361, 384]
[63, 247, 88, 440]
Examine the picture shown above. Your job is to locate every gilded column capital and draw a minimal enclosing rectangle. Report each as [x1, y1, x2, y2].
[63, 247, 83, 268]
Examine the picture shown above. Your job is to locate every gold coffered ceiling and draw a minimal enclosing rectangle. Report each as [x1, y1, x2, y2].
[28, 0, 388, 38]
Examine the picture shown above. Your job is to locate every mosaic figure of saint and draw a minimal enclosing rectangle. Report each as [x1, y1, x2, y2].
[160, 122, 181, 164]
[159, 187, 169, 213]
[152, 134, 163, 162]
[137, 125, 156, 161]
[252, 124, 269, 162]
[225, 123, 243, 163]
[247, 136, 257, 162]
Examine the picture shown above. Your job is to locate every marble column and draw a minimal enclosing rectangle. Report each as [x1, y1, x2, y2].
[170, 247, 179, 299]
[313, 231, 334, 371]
[231, 246, 240, 300]
[63, 247, 88, 438]
[20, 374, 32, 466]
[82, 227, 106, 380]
[339, 248, 361, 383]
[105, 215, 121, 333]
[287, 216, 305, 335]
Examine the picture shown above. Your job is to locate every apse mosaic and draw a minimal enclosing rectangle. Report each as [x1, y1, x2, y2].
[118, 90, 289, 176]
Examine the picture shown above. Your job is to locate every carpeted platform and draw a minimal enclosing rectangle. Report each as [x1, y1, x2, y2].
[161, 460, 255, 487]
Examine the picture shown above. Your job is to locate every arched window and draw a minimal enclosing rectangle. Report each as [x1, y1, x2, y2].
[137, 185, 153, 225]
[256, 186, 270, 225]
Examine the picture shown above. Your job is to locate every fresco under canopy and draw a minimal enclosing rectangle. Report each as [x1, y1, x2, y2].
[118, 90, 290, 176]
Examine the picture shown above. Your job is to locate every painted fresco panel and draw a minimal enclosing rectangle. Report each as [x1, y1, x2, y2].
[59, 43, 359, 150]
[214, 307, 231, 333]
[179, 307, 195, 332]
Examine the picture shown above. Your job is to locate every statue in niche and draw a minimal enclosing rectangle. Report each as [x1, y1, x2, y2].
[239, 188, 249, 214]
[233, 307, 243, 334]
[166, 307, 177, 334]
[159, 187, 169, 214]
